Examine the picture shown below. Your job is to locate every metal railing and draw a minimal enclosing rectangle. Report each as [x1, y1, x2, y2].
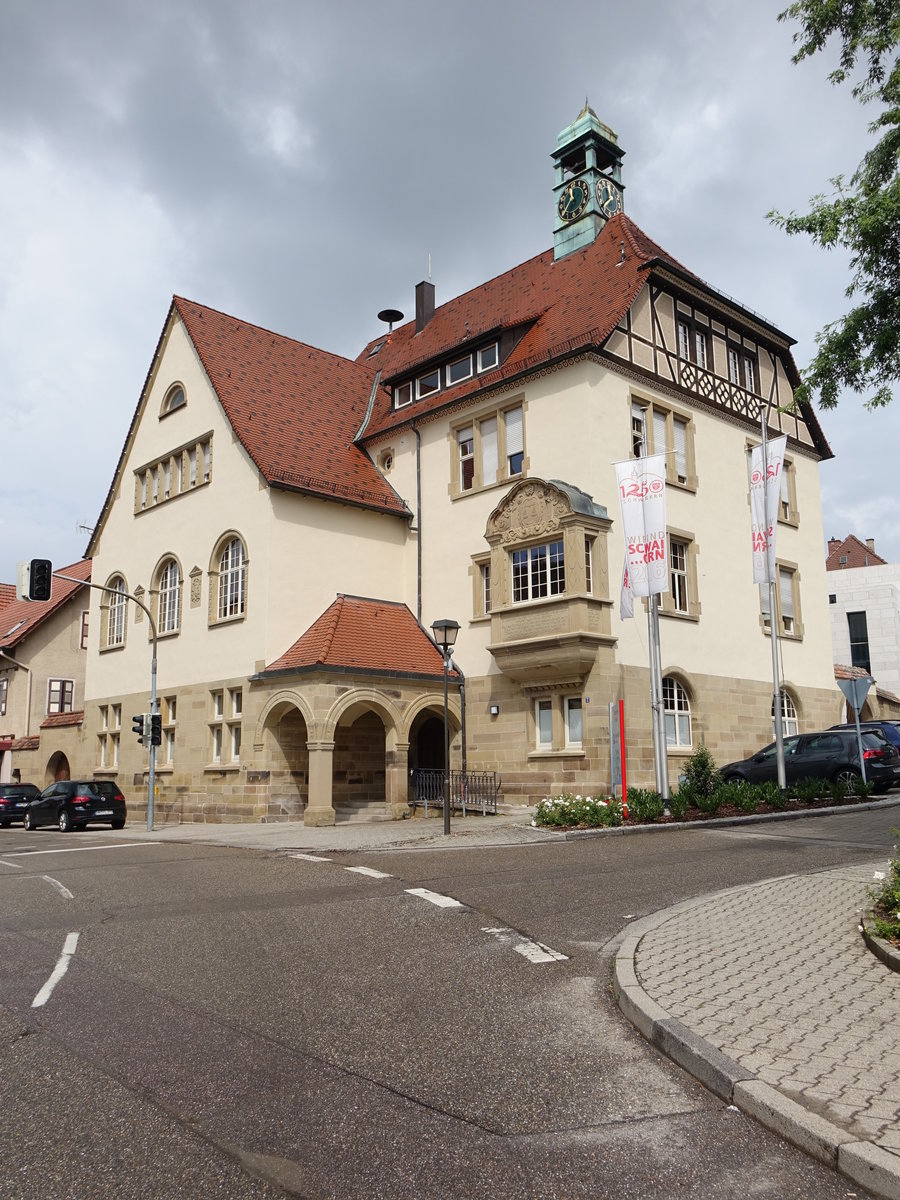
[410, 769, 501, 817]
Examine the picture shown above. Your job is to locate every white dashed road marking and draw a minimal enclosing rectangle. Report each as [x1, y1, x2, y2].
[0, 859, 24, 870]
[406, 888, 463, 908]
[1, 842, 161, 858]
[289, 853, 332, 862]
[32, 932, 80, 1009]
[344, 866, 392, 879]
[41, 875, 74, 900]
[482, 926, 568, 963]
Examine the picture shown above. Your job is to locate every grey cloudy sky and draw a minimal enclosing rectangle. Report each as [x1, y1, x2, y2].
[1, 0, 895, 581]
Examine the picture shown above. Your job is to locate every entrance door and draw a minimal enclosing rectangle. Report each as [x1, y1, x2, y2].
[416, 717, 445, 771]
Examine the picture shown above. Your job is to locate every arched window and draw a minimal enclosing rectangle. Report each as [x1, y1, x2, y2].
[773, 690, 799, 737]
[157, 558, 182, 634]
[217, 537, 246, 620]
[662, 676, 692, 748]
[107, 577, 127, 648]
[161, 383, 186, 415]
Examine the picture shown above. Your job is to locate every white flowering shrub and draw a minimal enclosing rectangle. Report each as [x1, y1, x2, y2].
[533, 792, 623, 829]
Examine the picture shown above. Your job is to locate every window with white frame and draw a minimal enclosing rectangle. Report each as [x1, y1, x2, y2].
[157, 558, 182, 634]
[453, 403, 524, 495]
[215, 537, 246, 621]
[512, 540, 565, 603]
[565, 697, 583, 747]
[107, 577, 127, 648]
[631, 403, 647, 456]
[48, 679, 74, 714]
[744, 357, 756, 393]
[585, 535, 594, 594]
[0, 677, 8, 717]
[80, 610, 89, 650]
[481, 562, 492, 614]
[662, 677, 692, 749]
[677, 317, 709, 369]
[394, 381, 412, 409]
[209, 688, 241, 764]
[478, 342, 499, 372]
[416, 369, 440, 400]
[759, 564, 802, 638]
[660, 530, 701, 620]
[773, 691, 799, 737]
[670, 538, 689, 613]
[163, 695, 177, 765]
[535, 699, 553, 749]
[161, 384, 186, 415]
[447, 354, 473, 386]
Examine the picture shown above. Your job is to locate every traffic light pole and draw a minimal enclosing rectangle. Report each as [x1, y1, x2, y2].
[54, 574, 158, 832]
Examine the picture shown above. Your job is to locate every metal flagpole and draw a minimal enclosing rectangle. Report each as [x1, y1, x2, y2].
[647, 594, 669, 799]
[761, 409, 786, 791]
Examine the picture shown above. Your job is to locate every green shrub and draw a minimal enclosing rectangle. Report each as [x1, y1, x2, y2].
[695, 787, 722, 814]
[681, 744, 720, 801]
[716, 779, 760, 813]
[869, 837, 900, 942]
[667, 785, 693, 819]
[533, 792, 623, 829]
[851, 774, 875, 799]
[626, 787, 664, 822]
[829, 779, 849, 804]
[756, 780, 786, 809]
[793, 776, 826, 804]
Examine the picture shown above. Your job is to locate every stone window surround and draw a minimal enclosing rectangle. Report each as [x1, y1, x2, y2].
[99, 576, 129, 653]
[449, 397, 527, 500]
[150, 554, 184, 640]
[760, 558, 804, 641]
[133, 430, 213, 515]
[159, 381, 187, 419]
[526, 685, 587, 760]
[629, 390, 697, 491]
[208, 533, 249, 628]
[659, 526, 702, 622]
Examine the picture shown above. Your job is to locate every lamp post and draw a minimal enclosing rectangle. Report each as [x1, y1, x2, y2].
[431, 618, 460, 836]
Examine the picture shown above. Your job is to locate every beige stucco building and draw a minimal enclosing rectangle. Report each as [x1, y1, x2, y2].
[46, 106, 841, 824]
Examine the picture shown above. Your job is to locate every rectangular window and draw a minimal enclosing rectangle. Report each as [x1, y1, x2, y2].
[80, 610, 89, 650]
[416, 369, 440, 399]
[848, 611, 871, 672]
[394, 381, 412, 408]
[458, 426, 474, 491]
[111, 704, 121, 730]
[585, 535, 594, 594]
[670, 538, 689, 613]
[202, 441, 211, 483]
[111, 733, 119, 767]
[536, 699, 553, 748]
[512, 540, 565, 603]
[480, 417, 498, 486]
[631, 403, 647, 456]
[47, 679, 74, 714]
[694, 330, 707, 370]
[481, 563, 492, 614]
[163, 458, 171, 499]
[189, 447, 197, 487]
[678, 321, 690, 360]
[212, 690, 224, 720]
[230, 724, 242, 762]
[744, 357, 756, 393]
[212, 725, 222, 763]
[99, 705, 108, 732]
[1, 677, 9, 717]
[478, 343, 498, 371]
[565, 697, 583, 747]
[728, 347, 740, 384]
[673, 417, 688, 484]
[163, 695, 176, 765]
[505, 406, 524, 475]
[447, 354, 473, 386]
[230, 688, 243, 718]
[779, 566, 795, 634]
[653, 409, 667, 460]
[760, 583, 771, 627]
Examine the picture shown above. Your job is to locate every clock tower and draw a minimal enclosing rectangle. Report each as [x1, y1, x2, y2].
[552, 103, 625, 261]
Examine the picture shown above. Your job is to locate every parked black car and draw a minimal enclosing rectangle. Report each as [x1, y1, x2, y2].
[24, 780, 127, 832]
[0, 782, 41, 826]
[720, 728, 900, 792]
[830, 720, 900, 754]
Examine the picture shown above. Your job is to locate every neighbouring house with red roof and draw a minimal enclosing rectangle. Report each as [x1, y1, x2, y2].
[0, 559, 92, 787]
[68, 106, 840, 824]
[825, 536, 900, 715]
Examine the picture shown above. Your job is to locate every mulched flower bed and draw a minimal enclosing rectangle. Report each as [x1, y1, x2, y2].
[620, 791, 890, 826]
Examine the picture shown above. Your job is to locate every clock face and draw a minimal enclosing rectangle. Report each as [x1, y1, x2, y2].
[557, 178, 590, 222]
[597, 177, 623, 219]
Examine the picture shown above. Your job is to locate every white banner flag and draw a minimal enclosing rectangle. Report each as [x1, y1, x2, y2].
[749, 435, 787, 584]
[615, 454, 668, 598]
[620, 559, 634, 619]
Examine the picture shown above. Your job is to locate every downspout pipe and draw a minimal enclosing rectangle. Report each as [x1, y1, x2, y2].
[0, 649, 32, 737]
[413, 424, 422, 623]
[450, 658, 467, 779]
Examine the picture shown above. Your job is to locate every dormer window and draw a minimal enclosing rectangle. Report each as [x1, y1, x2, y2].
[478, 343, 498, 372]
[416, 369, 440, 400]
[447, 354, 473, 386]
[394, 382, 412, 409]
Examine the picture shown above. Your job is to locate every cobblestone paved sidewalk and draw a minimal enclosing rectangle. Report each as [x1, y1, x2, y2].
[619, 860, 900, 1197]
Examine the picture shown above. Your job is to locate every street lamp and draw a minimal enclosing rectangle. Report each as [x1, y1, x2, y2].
[431, 618, 460, 835]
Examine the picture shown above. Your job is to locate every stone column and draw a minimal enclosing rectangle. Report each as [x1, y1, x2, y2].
[385, 740, 410, 819]
[305, 740, 336, 826]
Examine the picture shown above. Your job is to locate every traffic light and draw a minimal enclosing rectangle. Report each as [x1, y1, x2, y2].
[149, 713, 162, 746]
[28, 559, 53, 601]
[132, 714, 145, 743]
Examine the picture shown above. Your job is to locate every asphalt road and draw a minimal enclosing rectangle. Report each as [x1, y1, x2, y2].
[0, 808, 895, 1199]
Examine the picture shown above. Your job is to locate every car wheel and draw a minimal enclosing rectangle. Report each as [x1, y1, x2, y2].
[58, 808, 73, 833]
[23, 810, 34, 831]
[834, 768, 859, 786]
[111, 819, 125, 830]
[0, 819, 9, 828]
[723, 774, 743, 784]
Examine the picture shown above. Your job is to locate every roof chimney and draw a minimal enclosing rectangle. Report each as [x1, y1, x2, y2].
[827, 538, 841, 555]
[866, 537, 876, 553]
[415, 280, 435, 334]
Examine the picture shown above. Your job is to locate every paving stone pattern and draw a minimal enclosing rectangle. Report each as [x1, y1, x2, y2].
[635, 862, 900, 1155]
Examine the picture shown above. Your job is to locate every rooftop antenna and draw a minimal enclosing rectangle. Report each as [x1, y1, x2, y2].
[377, 308, 404, 333]
[76, 520, 95, 536]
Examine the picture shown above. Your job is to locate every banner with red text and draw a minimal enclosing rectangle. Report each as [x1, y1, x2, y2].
[615, 454, 668, 598]
[749, 435, 787, 584]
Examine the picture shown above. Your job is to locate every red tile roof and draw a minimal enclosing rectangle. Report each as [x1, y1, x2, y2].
[172, 298, 409, 517]
[0, 584, 16, 612]
[263, 595, 454, 678]
[0, 559, 91, 652]
[826, 534, 887, 571]
[9, 735, 39, 751]
[40, 711, 84, 729]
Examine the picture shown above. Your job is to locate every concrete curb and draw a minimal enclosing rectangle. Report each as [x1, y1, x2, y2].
[861, 912, 900, 975]
[613, 895, 900, 1200]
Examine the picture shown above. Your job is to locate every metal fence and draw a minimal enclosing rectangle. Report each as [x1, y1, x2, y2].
[409, 769, 501, 817]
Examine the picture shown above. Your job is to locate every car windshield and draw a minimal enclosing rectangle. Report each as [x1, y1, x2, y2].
[862, 731, 889, 748]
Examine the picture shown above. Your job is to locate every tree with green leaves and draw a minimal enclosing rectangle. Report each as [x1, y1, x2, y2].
[770, 1, 900, 409]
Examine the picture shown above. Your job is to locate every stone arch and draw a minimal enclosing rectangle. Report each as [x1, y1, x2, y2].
[403, 692, 463, 775]
[325, 689, 404, 821]
[46, 751, 70, 785]
[323, 688, 403, 744]
[256, 691, 313, 822]
[775, 682, 802, 735]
